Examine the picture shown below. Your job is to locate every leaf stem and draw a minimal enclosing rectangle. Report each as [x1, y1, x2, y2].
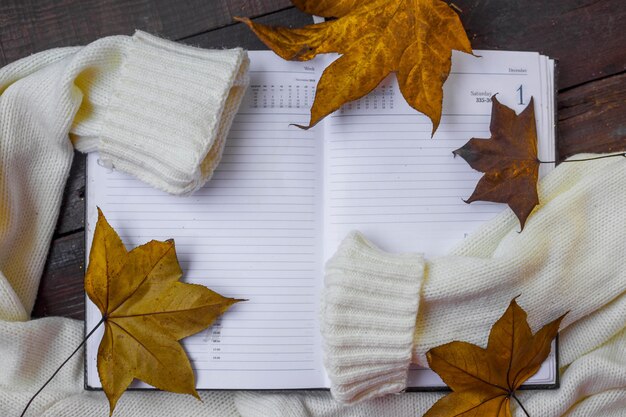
[512, 393, 531, 417]
[538, 152, 626, 164]
[449, 3, 463, 13]
[19, 316, 106, 417]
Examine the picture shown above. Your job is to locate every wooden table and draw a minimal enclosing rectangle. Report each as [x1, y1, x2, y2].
[1, 0, 622, 319]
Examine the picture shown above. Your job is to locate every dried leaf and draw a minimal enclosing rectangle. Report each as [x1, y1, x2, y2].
[453, 96, 540, 230]
[236, 0, 472, 133]
[85, 208, 242, 415]
[425, 298, 566, 417]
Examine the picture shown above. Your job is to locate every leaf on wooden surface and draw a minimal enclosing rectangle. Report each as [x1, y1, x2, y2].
[425, 298, 566, 417]
[236, 0, 472, 133]
[453, 96, 540, 230]
[85, 208, 242, 415]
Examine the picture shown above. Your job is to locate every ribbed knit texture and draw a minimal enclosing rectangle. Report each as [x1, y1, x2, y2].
[0, 31, 625, 417]
[70, 31, 249, 195]
[412, 154, 626, 367]
[322, 232, 423, 403]
[96, 32, 248, 195]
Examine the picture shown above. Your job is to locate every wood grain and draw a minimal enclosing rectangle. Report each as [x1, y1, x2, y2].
[33, 233, 85, 319]
[0, 0, 291, 65]
[455, 0, 626, 89]
[55, 152, 86, 236]
[184, 6, 312, 49]
[558, 72, 626, 158]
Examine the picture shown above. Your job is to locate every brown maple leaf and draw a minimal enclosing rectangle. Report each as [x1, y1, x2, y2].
[236, 0, 472, 133]
[425, 298, 566, 417]
[453, 96, 540, 230]
[85, 208, 242, 415]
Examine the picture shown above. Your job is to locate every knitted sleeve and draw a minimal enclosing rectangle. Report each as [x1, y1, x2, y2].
[322, 232, 424, 403]
[321, 155, 626, 404]
[69, 31, 249, 195]
[0, 31, 248, 319]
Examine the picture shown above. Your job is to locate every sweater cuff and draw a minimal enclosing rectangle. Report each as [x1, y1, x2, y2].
[321, 231, 424, 404]
[98, 31, 249, 195]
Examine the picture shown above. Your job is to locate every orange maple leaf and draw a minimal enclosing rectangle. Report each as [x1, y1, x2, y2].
[425, 298, 566, 417]
[236, 0, 472, 133]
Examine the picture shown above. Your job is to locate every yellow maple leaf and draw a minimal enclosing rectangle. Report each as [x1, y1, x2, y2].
[236, 0, 472, 133]
[85, 208, 242, 415]
[425, 298, 566, 417]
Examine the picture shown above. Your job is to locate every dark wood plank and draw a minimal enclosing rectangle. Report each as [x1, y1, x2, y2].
[558, 72, 626, 158]
[184, 6, 312, 49]
[0, 0, 291, 66]
[33, 233, 85, 319]
[193, 0, 625, 90]
[456, 0, 626, 89]
[55, 152, 86, 236]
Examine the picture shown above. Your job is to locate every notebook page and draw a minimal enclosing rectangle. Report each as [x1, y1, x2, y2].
[324, 50, 554, 259]
[323, 50, 556, 387]
[85, 52, 327, 390]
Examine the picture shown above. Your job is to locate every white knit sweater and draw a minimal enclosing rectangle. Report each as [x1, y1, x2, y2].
[1, 32, 624, 417]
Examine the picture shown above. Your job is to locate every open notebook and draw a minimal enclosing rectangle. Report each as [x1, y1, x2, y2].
[85, 50, 557, 390]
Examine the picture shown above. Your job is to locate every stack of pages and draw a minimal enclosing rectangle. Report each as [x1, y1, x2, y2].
[86, 50, 557, 390]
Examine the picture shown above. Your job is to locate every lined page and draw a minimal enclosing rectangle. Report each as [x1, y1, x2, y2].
[324, 50, 555, 259]
[85, 52, 327, 390]
[324, 50, 556, 388]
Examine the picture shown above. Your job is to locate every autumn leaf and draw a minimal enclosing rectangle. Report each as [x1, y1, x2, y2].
[453, 96, 540, 230]
[85, 208, 242, 415]
[236, 0, 472, 133]
[424, 298, 566, 417]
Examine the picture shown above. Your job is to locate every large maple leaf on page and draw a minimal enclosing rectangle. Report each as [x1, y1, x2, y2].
[237, 0, 472, 134]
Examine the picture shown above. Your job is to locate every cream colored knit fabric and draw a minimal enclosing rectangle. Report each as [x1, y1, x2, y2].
[0, 31, 248, 318]
[320, 155, 626, 406]
[322, 232, 424, 403]
[0, 31, 624, 417]
[71, 32, 249, 195]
